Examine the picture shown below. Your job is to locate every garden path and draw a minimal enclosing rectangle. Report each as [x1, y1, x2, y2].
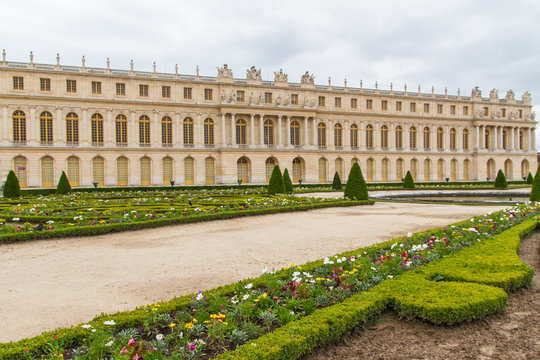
[0, 202, 506, 343]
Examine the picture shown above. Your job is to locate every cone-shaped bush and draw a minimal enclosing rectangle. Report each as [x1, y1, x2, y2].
[56, 171, 72, 194]
[403, 170, 415, 189]
[344, 162, 368, 200]
[529, 167, 540, 201]
[332, 171, 342, 190]
[3, 170, 21, 198]
[267, 165, 284, 195]
[494, 169, 508, 189]
[526, 172, 533, 184]
[283, 168, 294, 194]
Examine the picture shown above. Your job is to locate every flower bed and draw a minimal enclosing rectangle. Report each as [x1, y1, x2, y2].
[2, 203, 538, 359]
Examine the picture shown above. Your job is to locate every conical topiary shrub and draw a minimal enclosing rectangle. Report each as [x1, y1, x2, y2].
[344, 162, 368, 200]
[403, 170, 415, 189]
[332, 171, 342, 190]
[283, 168, 293, 194]
[494, 169, 508, 189]
[267, 165, 284, 195]
[529, 167, 540, 201]
[3, 170, 21, 198]
[526, 172, 533, 184]
[56, 171, 72, 194]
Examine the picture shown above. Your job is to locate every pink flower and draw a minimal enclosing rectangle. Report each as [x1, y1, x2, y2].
[191, 343, 196, 351]
[54, 335, 58, 339]
[128, 338, 135, 346]
[133, 355, 141, 360]
[120, 347, 128, 354]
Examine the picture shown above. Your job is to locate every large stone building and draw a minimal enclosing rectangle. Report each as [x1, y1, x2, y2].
[0, 52, 536, 187]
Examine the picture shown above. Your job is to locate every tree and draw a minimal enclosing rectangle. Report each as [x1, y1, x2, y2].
[530, 167, 540, 201]
[526, 172, 533, 184]
[494, 169, 508, 189]
[344, 162, 368, 200]
[283, 168, 294, 194]
[56, 171, 72, 194]
[267, 165, 284, 195]
[3, 170, 21, 198]
[332, 171, 342, 190]
[403, 170, 415, 189]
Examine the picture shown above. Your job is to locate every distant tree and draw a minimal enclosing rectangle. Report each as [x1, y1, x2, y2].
[530, 167, 540, 201]
[267, 165, 284, 195]
[403, 170, 415, 189]
[526, 172, 533, 184]
[56, 171, 72, 194]
[3, 170, 21, 198]
[332, 171, 342, 190]
[344, 162, 368, 200]
[283, 168, 294, 194]
[494, 169, 508, 189]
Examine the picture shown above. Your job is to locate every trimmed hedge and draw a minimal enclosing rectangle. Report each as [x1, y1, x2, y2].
[530, 166, 540, 201]
[526, 172, 533, 184]
[267, 165, 284, 195]
[494, 169, 508, 189]
[56, 171, 71, 194]
[283, 169, 294, 194]
[403, 170, 415, 189]
[331, 172, 342, 190]
[2, 170, 21, 199]
[344, 163, 368, 200]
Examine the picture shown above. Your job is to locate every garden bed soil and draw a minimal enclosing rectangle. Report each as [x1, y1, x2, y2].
[305, 230, 540, 360]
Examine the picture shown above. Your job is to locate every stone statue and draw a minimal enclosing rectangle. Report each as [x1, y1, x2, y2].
[522, 91, 531, 104]
[258, 92, 264, 105]
[489, 88, 498, 99]
[217, 64, 233, 78]
[505, 90, 515, 100]
[532, 111, 536, 120]
[276, 94, 282, 106]
[228, 89, 236, 103]
[471, 86, 481, 97]
[246, 66, 261, 80]
[221, 90, 227, 102]
[285, 95, 290, 106]
[492, 110, 501, 119]
[274, 69, 288, 82]
[311, 97, 316, 107]
[301, 71, 315, 85]
[475, 109, 484, 118]
[249, 92, 255, 105]
[303, 96, 308, 107]
[509, 111, 518, 120]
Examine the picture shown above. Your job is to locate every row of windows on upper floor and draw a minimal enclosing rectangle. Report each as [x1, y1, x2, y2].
[8, 76, 525, 118]
[10, 110, 530, 151]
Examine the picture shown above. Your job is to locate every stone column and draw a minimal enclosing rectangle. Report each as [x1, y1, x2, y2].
[30, 107, 37, 143]
[129, 110, 136, 147]
[344, 120, 350, 148]
[509, 126, 514, 151]
[278, 115, 283, 147]
[81, 108, 88, 144]
[231, 113, 236, 146]
[152, 111, 158, 145]
[259, 114, 264, 146]
[474, 125, 479, 150]
[107, 110, 113, 146]
[286, 116, 291, 147]
[221, 113, 226, 146]
[389, 123, 395, 151]
[531, 128, 536, 150]
[304, 116, 309, 147]
[2, 106, 7, 143]
[250, 114, 255, 147]
[174, 112, 181, 146]
[312, 117, 317, 146]
[55, 107, 63, 144]
[328, 119, 334, 147]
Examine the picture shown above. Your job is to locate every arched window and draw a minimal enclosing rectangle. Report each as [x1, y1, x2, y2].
[504, 159, 513, 180]
[463, 159, 471, 180]
[184, 157, 194, 185]
[292, 158, 302, 182]
[264, 119, 274, 145]
[396, 158, 404, 180]
[451, 159, 457, 180]
[519, 130, 524, 150]
[487, 159, 496, 180]
[317, 122, 326, 147]
[205, 157, 215, 184]
[381, 158, 389, 181]
[334, 123, 342, 147]
[162, 116, 172, 146]
[40, 111, 53, 144]
[409, 126, 417, 149]
[521, 160, 529, 179]
[502, 129, 508, 150]
[366, 158, 374, 181]
[13, 110, 26, 143]
[183, 117, 194, 145]
[204, 118, 214, 145]
[265, 158, 276, 182]
[436, 127, 443, 150]
[335, 158, 344, 180]
[463, 129, 469, 150]
[66, 112, 79, 145]
[91, 113, 104, 145]
[92, 156, 104, 186]
[449, 128, 456, 150]
[318, 158, 327, 182]
[290, 120, 300, 146]
[162, 157, 173, 185]
[395, 126, 403, 149]
[237, 157, 249, 183]
[437, 159, 445, 180]
[350, 124, 358, 148]
[140, 157, 151, 185]
[236, 119, 247, 145]
[424, 159, 431, 181]
[485, 128, 491, 150]
[117, 156, 128, 186]
[366, 124, 373, 148]
[139, 115, 151, 146]
[41, 156, 54, 187]
[380, 125, 388, 148]
[410, 159, 418, 180]
[115, 114, 128, 146]
[14, 156, 27, 187]
[423, 127, 431, 149]
[67, 156, 80, 186]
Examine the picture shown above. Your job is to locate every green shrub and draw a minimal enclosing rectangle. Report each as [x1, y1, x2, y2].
[530, 167, 540, 201]
[344, 162, 368, 200]
[403, 170, 415, 189]
[267, 165, 284, 195]
[56, 171, 71, 194]
[494, 169, 508, 189]
[2, 170, 21, 198]
[283, 168, 294, 194]
[526, 172, 533, 184]
[331, 172, 342, 190]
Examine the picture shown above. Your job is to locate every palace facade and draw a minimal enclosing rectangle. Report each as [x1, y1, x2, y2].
[0, 52, 536, 188]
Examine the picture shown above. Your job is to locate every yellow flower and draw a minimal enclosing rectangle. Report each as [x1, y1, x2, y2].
[262, 293, 268, 298]
[151, 308, 158, 312]
[254, 299, 259, 302]
[168, 323, 176, 328]
[185, 322, 194, 329]
[223, 322, 228, 325]
[193, 318, 198, 323]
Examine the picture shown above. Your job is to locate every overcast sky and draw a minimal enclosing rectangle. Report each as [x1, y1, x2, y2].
[2, 0, 539, 147]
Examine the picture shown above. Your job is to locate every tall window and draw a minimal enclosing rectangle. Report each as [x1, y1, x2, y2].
[292, 158, 302, 182]
[410, 159, 418, 180]
[436, 127, 443, 150]
[265, 158, 275, 182]
[502, 129, 508, 150]
[91, 113, 104, 145]
[264, 119, 274, 145]
[318, 96, 326, 107]
[204, 88, 213, 100]
[437, 104, 443, 114]
[381, 100, 388, 111]
[92, 156, 104, 186]
[365, 124, 373, 148]
[423, 127, 431, 149]
[117, 157, 128, 186]
[139, 84, 149, 97]
[162, 157, 173, 185]
[317, 122, 326, 147]
[91, 81, 102, 95]
[66, 112, 79, 145]
[162, 86, 171, 98]
[66, 80, 76, 93]
[264, 92, 272, 104]
[13, 76, 24, 90]
[437, 159, 445, 180]
[184, 157, 194, 184]
[13, 110, 26, 142]
[463, 129, 469, 150]
[236, 119, 247, 145]
[334, 123, 342, 147]
[409, 126, 417, 149]
[14, 156, 27, 187]
[450, 105, 456, 115]
[449, 128, 456, 150]
[41, 156, 54, 187]
[451, 159, 457, 180]
[237, 157, 248, 183]
[380, 125, 388, 148]
[291, 94, 298, 105]
[463, 159, 470, 180]
[382, 158, 389, 181]
[291, 120, 300, 146]
[351, 98, 357, 109]
[395, 126, 403, 149]
[318, 158, 327, 182]
[161, 116, 172, 146]
[67, 156, 80, 186]
[519, 130, 524, 150]
[335, 97, 341, 108]
[115, 114, 128, 145]
[396, 101, 402, 111]
[205, 157, 215, 184]
[396, 158, 404, 180]
[485, 128, 491, 150]
[424, 159, 431, 181]
[367, 158, 374, 181]
[410, 102, 416, 112]
[335, 158, 344, 180]
[204, 118, 214, 145]
[366, 99, 373, 109]
[116, 83, 126, 96]
[184, 87, 192, 99]
[350, 124, 358, 148]
[140, 157, 151, 185]
[424, 103, 430, 113]
[237, 90, 245, 102]
[40, 78, 51, 92]
[139, 115, 151, 146]
[40, 111, 53, 144]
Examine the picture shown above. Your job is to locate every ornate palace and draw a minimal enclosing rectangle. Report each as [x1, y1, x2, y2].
[0, 51, 536, 187]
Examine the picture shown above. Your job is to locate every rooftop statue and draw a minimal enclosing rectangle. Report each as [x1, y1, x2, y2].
[489, 88, 498, 99]
[217, 64, 233, 78]
[246, 66, 261, 81]
[505, 90, 515, 101]
[274, 69, 288, 82]
[471, 86, 481, 97]
[301, 71, 315, 85]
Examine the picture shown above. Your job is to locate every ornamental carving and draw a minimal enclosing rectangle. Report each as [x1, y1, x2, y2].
[505, 90, 515, 101]
[489, 88, 498, 99]
[471, 86, 481, 97]
[522, 91, 531, 104]
[246, 66, 261, 81]
[274, 69, 288, 82]
[217, 64, 233, 78]
[301, 71, 315, 85]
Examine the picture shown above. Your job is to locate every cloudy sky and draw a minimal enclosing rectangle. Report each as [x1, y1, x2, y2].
[2, 0, 539, 146]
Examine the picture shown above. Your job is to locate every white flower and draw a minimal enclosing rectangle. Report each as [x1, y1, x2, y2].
[46, 220, 55, 224]
[387, 275, 394, 279]
[105, 340, 114, 347]
[371, 266, 377, 271]
[245, 283, 253, 289]
[391, 243, 397, 249]
[261, 267, 268, 274]
[156, 334, 164, 341]
[12, 217, 19, 222]
[81, 324, 92, 329]
[195, 292, 204, 301]
[242, 294, 249, 301]
[103, 320, 116, 326]
[407, 232, 413, 238]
